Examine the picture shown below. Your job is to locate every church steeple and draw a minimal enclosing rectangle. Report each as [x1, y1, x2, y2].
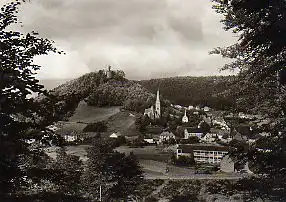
[182, 109, 189, 123]
[155, 89, 161, 118]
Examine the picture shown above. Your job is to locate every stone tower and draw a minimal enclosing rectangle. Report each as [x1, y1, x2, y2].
[106, 65, 112, 79]
[155, 89, 161, 119]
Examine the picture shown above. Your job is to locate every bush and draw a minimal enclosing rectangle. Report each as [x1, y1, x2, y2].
[109, 136, 127, 147]
[128, 138, 148, 148]
[145, 196, 158, 202]
[172, 155, 195, 166]
[82, 121, 107, 133]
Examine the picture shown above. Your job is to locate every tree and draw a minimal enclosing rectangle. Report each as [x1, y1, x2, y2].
[82, 138, 143, 201]
[82, 121, 107, 133]
[0, 1, 64, 199]
[180, 136, 199, 144]
[52, 148, 83, 197]
[176, 126, 185, 138]
[199, 121, 211, 134]
[211, 0, 286, 200]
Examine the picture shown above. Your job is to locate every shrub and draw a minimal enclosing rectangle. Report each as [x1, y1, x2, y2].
[172, 155, 195, 166]
[82, 121, 107, 133]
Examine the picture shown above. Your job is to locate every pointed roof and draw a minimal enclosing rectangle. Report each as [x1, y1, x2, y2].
[156, 89, 160, 101]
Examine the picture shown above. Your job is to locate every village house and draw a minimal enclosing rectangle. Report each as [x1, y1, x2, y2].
[143, 138, 156, 144]
[201, 133, 218, 143]
[64, 132, 79, 142]
[232, 130, 248, 142]
[176, 144, 229, 164]
[184, 127, 204, 139]
[188, 105, 194, 110]
[174, 104, 183, 109]
[159, 131, 176, 143]
[203, 106, 210, 112]
[109, 132, 122, 138]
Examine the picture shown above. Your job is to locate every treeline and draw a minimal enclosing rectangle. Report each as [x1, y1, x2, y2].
[138, 76, 236, 110]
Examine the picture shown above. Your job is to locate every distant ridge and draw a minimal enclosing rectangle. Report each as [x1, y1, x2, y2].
[138, 75, 236, 110]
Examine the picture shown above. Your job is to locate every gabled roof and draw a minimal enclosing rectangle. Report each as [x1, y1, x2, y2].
[160, 131, 175, 137]
[185, 127, 204, 133]
[177, 144, 230, 153]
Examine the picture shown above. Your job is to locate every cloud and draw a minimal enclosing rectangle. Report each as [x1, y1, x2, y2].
[2, 0, 237, 80]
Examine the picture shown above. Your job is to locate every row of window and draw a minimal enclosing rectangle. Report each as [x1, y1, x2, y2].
[195, 158, 221, 163]
[194, 150, 228, 155]
[178, 150, 228, 155]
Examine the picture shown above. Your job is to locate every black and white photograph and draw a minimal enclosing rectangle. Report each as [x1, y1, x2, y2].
[1, 0, 286, 201]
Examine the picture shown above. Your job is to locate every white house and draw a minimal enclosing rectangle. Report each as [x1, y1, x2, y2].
[184, 128, 204, 139]
[176, 144, 229, 164]
[174, 105, 183, 109]
[201, 133, 217, 143]
[110, 132, 122, 138]
[188, 105, 194, 110]
[195, 106, 201, 110]
[159, 131, 175, 143]
[47, 125, 58, 132]
[64, 133, 78, 142]
[203, 106, 210, 112]
[143, 138, 155, 144]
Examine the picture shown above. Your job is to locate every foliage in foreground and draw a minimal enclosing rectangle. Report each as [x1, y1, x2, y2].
[211, 0, 286, 200]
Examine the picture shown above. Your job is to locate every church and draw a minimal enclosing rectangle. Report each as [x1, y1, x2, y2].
[144, 89, 161, 119]
[182, 109, 189, 123]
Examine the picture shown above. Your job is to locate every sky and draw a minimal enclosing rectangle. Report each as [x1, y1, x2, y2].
[2, 0, 238, 82]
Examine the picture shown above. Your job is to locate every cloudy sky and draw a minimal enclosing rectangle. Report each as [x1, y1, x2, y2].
[3, 0, 238, 81]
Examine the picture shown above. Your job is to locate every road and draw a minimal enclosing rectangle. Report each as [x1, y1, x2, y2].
[140, 159, 245, 180]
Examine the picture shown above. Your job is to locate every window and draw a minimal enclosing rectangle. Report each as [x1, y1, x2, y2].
[178, 149, 182, 153]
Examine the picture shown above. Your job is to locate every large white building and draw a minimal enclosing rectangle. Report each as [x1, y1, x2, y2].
[176, 144, 229, 164]
[184, 127, 204, 139]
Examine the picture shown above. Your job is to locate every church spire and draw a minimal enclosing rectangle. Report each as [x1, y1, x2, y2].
[156, 89, 160, 102]
[155, 89, 161, 118]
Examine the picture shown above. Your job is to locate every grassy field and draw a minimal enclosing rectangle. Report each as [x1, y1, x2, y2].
[56, 101, 139, 138]
[106, 110, 140, 137]
[69, 101, 121, 123]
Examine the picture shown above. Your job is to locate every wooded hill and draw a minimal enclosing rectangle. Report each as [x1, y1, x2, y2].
[138, 76, 236, 111]
[47, 70, 168, 114]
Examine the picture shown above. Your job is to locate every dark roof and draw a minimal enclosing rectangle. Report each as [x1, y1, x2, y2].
[185, 127, 204, 133]
[160, 131, 175, 137]
[177, 144, 230, 153]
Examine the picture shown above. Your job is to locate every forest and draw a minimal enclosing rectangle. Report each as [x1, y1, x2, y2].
[138, 76, 236, 111]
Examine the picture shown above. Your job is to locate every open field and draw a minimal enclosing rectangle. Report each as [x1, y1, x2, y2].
[56, 121, 87, 134]
[69, 101, 121, 123]
[56, 101, 139, 138]
[44, 145, 89, 161]
[106, 110, 139, 137]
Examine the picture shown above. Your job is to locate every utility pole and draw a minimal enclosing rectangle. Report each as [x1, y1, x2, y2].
[99, 185, 102, 202]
